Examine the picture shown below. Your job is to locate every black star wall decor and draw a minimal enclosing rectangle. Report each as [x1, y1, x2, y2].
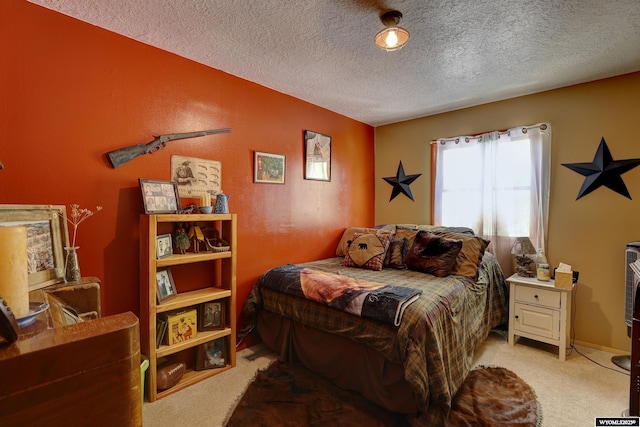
[383, 161, 422, 201]
[562, 137, 640, 200]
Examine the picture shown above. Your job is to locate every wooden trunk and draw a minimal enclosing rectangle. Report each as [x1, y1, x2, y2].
[0, 312, 142, 427]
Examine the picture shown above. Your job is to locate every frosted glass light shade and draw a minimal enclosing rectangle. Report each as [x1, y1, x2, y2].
[375, 26, 410, 51]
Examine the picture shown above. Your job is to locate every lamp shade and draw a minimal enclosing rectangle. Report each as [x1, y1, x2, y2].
[511, 237, 536, 255]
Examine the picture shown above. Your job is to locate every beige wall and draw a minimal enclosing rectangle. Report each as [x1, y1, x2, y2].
[375, 71, 640, 352]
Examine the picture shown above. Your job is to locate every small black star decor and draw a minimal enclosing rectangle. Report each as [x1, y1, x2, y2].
[383, 161, 422, 202]
[562, 137, 640, 200]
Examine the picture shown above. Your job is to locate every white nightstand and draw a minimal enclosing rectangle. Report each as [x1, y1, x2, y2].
[507, 274, 574, 361]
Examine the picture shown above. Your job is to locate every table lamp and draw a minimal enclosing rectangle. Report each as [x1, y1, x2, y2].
[511, 237, 536, 277]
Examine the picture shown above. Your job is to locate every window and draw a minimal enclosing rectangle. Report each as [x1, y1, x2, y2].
[432, 124, 551, 275]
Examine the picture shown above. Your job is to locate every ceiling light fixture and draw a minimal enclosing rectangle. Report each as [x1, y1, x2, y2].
[374, 10, 410, 52]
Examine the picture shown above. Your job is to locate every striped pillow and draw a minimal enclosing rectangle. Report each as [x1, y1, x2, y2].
[384, 237, 409, 269]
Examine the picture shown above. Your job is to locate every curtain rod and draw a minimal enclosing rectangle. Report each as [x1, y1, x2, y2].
[429, 123, 548, 145]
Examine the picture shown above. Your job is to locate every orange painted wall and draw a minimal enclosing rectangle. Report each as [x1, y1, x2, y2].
[1, 1, 374, 319]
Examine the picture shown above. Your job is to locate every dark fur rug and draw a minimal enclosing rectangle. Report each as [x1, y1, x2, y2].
[225, 362, 540, 427]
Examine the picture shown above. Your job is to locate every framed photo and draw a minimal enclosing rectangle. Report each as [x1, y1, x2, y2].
[156, 234, 173, 259]
[139, 179, 180, 214]
[254, 151, 285, 184]
[195, 338, 227, 370]
[0, 204, 69, 291]
[304, 130, 331, 182]
[198, 301, 225, 331]
[156, 268, 177, 304]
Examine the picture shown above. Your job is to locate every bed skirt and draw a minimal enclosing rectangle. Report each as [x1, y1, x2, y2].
[257, 309, 418, 414]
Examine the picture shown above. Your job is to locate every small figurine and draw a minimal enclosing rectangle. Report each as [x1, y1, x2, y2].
[178, 204, 197, 214]
[202, 227, 229, 250]
[174, 223, 190, 254]
[188, 224, 206, 253]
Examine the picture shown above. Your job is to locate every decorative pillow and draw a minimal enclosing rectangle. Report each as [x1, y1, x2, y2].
[394, 227, 418, 249]
[384, 237, 409, 269]
[335, 227, 393, 257]
[395, 224, 476, 245]
[431, 231, 490, 278]
[343, 233, 392, 271]
[405, 231, 463, 277]
[373, 223, 397, 234]
[397, 224, 476, 232]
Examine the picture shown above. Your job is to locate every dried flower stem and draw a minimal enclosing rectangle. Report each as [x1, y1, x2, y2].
[67, 204, 103, 248]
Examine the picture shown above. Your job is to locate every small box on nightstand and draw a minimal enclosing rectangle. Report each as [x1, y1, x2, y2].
[554, 271, 573, 289]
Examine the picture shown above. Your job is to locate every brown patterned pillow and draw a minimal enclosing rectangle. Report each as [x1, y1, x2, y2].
[405, 231, 463, 277]
[431, 231, 490, 278]
[343, 233, 392, 271]
[394, 227, 418, 249]
[384, 237, 409, 269]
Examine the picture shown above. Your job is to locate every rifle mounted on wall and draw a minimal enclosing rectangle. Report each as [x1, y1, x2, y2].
[106, 128, 231, 168]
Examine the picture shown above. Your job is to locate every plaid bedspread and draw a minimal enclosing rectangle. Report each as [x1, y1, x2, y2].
[243, 252, 508, 420]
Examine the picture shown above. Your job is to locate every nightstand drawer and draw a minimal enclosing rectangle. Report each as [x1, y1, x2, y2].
[514, 285, 560, 308]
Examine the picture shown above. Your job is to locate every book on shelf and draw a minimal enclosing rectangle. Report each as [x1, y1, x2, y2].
[156, 314, 168, 348]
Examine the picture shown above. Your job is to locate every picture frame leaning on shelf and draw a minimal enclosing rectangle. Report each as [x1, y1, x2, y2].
[198, 301, 225, 331]
[156, 234, 173, 259]
[156, 268, 177, 304]
[195, 338, 227, 370]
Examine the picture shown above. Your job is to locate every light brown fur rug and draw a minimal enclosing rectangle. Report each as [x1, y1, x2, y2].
[449, 365, 541, 427]
[225, 362, 541, 427]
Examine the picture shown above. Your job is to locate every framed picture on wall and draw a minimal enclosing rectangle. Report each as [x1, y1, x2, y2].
[139, 179, 180, 214]
[304, 130, 331, 182]
[254, 151, 285, 184]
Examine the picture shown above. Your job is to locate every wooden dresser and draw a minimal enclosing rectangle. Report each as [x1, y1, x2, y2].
[0, 312, 142, 427]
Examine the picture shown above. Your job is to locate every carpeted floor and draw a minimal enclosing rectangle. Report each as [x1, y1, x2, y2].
[225, 361, 540, 427]
[142, 331, 630, 427]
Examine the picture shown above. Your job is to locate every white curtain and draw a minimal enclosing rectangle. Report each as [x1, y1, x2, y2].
[433, 123, 551, 275]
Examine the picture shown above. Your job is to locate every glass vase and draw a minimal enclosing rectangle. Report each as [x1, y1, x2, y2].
[64, 246, 81, 283]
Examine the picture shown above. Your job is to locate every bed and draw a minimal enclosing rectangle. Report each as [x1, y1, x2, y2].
[242, 224, 509, 425]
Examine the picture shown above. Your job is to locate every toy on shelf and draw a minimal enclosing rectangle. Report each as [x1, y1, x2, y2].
[174, 223, 190, 254]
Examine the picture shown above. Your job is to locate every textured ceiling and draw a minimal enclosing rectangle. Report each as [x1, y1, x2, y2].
[28, 0, 640, 126]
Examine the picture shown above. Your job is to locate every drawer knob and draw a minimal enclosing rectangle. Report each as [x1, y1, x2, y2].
[534, 295, 539, 299]
[515, 315, 519, 319]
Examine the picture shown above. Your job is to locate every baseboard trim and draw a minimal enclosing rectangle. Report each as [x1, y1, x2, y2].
[573, 339, 628, 355]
